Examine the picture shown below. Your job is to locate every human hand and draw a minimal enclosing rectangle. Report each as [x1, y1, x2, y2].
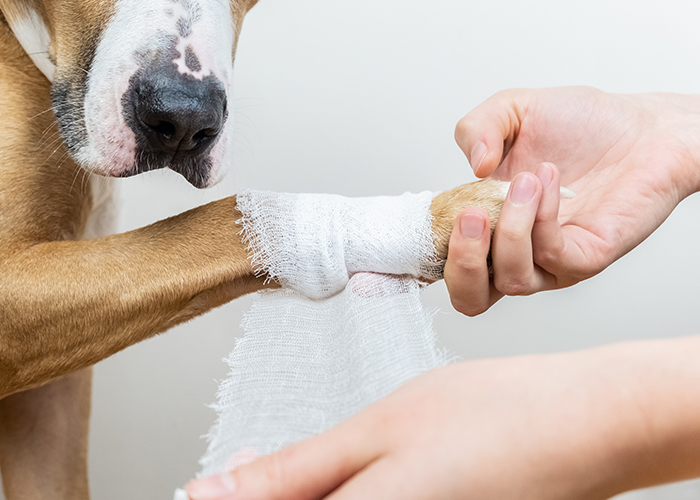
[183, 336, 700, 500]
[445, 87, 700, 315]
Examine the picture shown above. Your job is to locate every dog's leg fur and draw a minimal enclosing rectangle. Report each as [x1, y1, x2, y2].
[0, 369, 91, 500]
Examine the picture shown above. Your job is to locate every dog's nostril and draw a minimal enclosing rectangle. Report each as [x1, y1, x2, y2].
[193, 128, 219, 141]
[148, 120, 177, 140]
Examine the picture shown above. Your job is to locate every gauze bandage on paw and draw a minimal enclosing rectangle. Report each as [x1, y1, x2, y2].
[236, 190, 445, 298]
[196, 189, 448, 478]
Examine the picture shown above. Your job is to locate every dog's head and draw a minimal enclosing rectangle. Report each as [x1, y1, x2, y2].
[2, 0, 258, 188]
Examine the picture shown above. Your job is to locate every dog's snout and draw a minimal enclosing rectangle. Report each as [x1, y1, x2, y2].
[134, 75, 226, 154]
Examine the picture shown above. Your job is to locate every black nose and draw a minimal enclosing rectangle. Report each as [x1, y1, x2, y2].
[130, 73, 227, 155]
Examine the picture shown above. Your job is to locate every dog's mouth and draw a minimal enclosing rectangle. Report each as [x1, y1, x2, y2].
[117, 153, 214, 189]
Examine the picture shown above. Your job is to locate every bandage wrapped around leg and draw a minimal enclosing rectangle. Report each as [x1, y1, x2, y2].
[236, 190, 445, 298]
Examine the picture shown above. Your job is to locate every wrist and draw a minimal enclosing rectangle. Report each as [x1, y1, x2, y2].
[655, 93, 700, 197]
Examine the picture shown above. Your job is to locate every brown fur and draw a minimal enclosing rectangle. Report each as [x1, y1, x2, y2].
[430, 180, 506, 261]
[0, 1, 504, 498]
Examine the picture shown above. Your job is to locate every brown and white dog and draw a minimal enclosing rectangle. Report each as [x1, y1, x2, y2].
[0, 1, 506, 498]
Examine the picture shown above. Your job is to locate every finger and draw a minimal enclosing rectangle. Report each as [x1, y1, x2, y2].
[185, 418, 382, 500]
[492, 172, 556, 295]
[454, 90, 526, 177]
[443, 208, 503, 316]
[530, 163, 568, 278]
[324, 456, 426, 500]
[531, 163, 601, 284]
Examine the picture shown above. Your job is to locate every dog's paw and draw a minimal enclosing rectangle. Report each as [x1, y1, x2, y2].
[430, 178, 510, 261]
[430, 178, 575, 263]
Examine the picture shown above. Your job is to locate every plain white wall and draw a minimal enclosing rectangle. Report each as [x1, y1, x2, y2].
[4, 0, 700, 498]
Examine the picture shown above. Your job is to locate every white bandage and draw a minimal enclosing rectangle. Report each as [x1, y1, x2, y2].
[197, 190, 446, 477]
[236, 190, 445, 299]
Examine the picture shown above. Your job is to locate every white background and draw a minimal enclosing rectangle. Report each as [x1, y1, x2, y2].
[7, 0, 700, 498]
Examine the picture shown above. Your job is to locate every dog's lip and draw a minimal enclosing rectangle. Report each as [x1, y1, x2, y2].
[114, 149, 213, 188]
[117, 168, 210, 189]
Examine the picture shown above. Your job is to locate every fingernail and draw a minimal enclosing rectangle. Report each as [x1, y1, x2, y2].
[470, 141, 488, 175]
[185, 474, 236, 499]
[536, 163, 553, 188]
[460, 213, 485, 239]
[174, 489, 192, 500]
[510, 174, 536, 204]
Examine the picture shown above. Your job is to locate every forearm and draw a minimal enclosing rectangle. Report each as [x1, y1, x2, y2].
[576, 335, 700, 497]
[0, 197, 269, 398]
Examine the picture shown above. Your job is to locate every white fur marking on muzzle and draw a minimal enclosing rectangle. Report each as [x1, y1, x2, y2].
[80, 0, 236, 180]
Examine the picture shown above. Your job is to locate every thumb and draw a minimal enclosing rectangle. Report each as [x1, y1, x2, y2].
[454, 89, 529, 178]
[184, 418, 381, 500]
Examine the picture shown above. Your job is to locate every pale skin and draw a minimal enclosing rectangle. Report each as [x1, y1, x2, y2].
[185, 87, 700, 499]
[446, 86, 700, 315]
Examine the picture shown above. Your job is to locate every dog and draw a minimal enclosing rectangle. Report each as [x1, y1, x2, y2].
[0, 1, 507, 498]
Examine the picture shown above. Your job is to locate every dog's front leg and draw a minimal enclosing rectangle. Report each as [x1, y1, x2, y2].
[0, 197, 274, 400]
[0, 369, 91, 500]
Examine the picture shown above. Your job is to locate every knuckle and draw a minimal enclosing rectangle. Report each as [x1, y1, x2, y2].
[571, 261, 600, 280]
[454, 117, 476, 143]
[533, 246, 602, 282]
[496, 277, 533, 296]
[532, 246, 560, 267]
[462, 308, 486, 318]
[450, 296, 485, 317]
[492, 88, 518, 105]
[452, 255, 486, 275]
[491, 89, 511, 101]
[255, 452, 290, 499]
[496, 225, 526, 243]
